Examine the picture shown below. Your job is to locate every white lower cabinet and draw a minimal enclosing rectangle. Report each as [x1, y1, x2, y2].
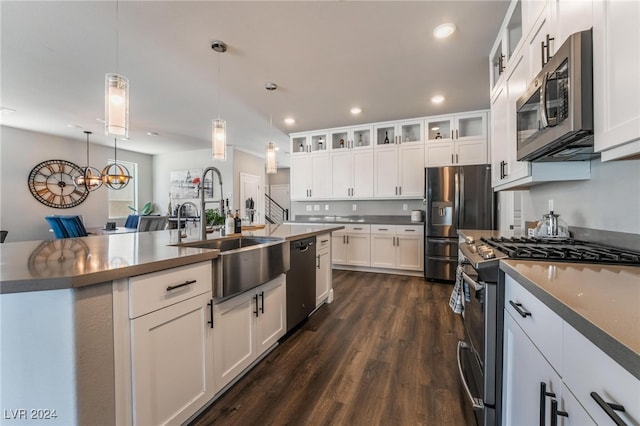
[131, 292, 214, 426]
[331, 225, 371, 267]
[503, 273, 639, 426]
[502, 310, 563, 425]
[370, 225, 423, 271]
[212, 274, 286, 393]
[316, 233, 331, 306]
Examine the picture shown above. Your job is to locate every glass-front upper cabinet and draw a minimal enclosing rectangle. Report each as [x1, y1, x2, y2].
[490, 0, 523, 92]
[374, 119, 423, 146]
[330, 125, 372, 150]
[290, 131, 330, 154]
[425, 112, 487, 143]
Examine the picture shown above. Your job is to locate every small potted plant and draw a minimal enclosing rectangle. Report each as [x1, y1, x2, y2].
[205, 208, 225, 232]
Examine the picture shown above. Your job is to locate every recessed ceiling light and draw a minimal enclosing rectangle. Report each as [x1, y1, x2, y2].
[96, 118, 106, 123]
[284, 117, 295, 125]
[0, 107, 16, 113]
[275, 146, 280, 151]
[120, 137, 131, 141]
[433, 23, 456, 39]
[431, 127, 440, 131]
[350, 107, 362, 115]
[146, 131, 159, 136]
[67, 124, 82, 128]
[431, 95, 445, 104]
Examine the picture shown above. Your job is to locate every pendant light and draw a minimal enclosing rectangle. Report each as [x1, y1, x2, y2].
[211, 40, 227, 161]
[265, 82, 277, 174]
[73, 131, 103, 191]
[105, 0, 129, 137]
[101, 137, 132, 190]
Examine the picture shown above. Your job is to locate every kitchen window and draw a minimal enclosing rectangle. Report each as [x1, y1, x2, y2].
[107, 160, 138, 219]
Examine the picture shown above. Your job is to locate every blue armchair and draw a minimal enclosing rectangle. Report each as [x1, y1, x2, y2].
[124, 214, 140, 229]
[45, 216, 70, 239]
[59, 215, 88, 237]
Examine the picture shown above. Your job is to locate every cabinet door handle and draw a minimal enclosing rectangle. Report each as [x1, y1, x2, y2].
[456, 129, 459, 139]
[540, 382, 556, 426]
[207, 299, 214, 328]
[591, 392, 628, 425]
[404, 229, 415, 232]
[342, 235, 345, 244]
[451, 130, 454, 139]
[546, 34, 555, 63]
[253, 294, 259, 317]
[317, 254, 321, 269]
[550, 399, 568, 426]
[166, 279, 196, 292]
[260, 291, 265, 314]
[399, 186, 402, 195]
[452, 154, 454, 164]
[456, 154, 459, 163]
[541, 40, 546, 67]
[509, 300, 532, 318]
[346, 235, 349, 244]
[320, 239, 329, 243]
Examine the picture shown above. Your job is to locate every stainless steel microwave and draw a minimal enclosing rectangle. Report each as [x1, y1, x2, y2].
[516, 28, 596, 162]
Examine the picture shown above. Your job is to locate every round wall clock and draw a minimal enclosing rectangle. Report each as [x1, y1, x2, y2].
[28, 159, 90, 208]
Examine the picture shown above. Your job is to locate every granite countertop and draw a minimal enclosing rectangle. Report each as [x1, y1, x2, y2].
[501, 260, 640, 379]
[292, 215, 424, 226]
[0, 224, 344, 294]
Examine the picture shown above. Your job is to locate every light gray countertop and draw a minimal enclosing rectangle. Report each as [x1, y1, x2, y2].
[0, 224, 343, 294]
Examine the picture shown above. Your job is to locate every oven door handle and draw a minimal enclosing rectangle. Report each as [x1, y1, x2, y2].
[540, 71, 550, 129]
[457, 341, 485, 410]
[461, 271, 484, 291]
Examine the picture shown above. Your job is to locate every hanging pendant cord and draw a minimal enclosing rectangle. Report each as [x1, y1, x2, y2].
[217, 52, 221, 120]
[115, 0, 119, 73]
[114, 137, 118, 166]
[86, 133, 90, 166]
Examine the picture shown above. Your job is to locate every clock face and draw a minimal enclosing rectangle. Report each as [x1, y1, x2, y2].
[28, 159, 89, 208]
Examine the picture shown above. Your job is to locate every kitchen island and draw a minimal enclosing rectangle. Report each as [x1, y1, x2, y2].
[0, 224, 342, 426]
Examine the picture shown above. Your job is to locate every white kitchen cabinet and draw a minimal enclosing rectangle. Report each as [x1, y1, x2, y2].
[425, 110, 488, 167]
[593, 0, 640, 161]
[490, 0, 524, 93]
[370, 225, 423, 271]
[330, 149, 374, 198]
[315, 233, 331, 306]
[213, 274, 286, 393]
[290, 130, 330, 155]
[329, 124, 373, 150]
[563, 322, 640, 425]
[374, 144, 424, 198]
[122, 262, 215, 426]
[290, 152, 330, 200]
[374, 119, 423, 146]
[331, 225, 371, 267]
[502, 311, 564, 426]
[131, 292, 214, 426]
[490, 23, 590, 191]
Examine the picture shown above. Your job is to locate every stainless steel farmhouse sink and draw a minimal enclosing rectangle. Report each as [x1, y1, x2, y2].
[178, 236, 290, 298]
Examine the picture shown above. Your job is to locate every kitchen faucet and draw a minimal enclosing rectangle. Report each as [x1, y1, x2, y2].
[200, 166, 224, 240]
[176, 201, 199, 243]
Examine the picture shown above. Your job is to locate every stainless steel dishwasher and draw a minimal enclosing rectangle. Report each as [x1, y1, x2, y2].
[286, 236, 316, 331]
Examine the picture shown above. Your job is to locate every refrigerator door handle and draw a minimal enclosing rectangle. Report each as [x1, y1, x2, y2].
[454, 171, 460, 232]
[459, 168, 465, 229]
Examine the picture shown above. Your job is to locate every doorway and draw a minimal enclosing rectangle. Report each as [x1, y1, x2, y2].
[239, 173, 263, 224]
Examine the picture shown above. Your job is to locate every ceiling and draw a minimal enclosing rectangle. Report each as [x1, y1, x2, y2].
[0, 1, 508, 164]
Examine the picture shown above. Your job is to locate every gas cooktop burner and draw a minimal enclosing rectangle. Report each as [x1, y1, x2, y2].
[480, 237, 640, 265]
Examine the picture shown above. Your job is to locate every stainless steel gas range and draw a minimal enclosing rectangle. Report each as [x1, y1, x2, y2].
[455, 234, 640, 426]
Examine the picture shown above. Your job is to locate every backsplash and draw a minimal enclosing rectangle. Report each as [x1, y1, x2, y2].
[291, 199, 425, 219]
[522, 157, 640, 234]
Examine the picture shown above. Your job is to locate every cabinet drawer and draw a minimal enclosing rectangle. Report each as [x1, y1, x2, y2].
[129, 262, 212, 318]
[345, 224, 370, 234]
[504, 275, 562, 370]
[396, 225, 423, 236]
[317, 233, 330, 255]
[562, 323, 640, 425]
[370, 225, 397, 235]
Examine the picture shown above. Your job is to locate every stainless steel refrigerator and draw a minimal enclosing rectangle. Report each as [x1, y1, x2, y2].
[424, 165, 495, 281]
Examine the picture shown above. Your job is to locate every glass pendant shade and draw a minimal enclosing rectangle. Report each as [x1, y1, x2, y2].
[101, 138, 131, 190]
[266, 142, 277, 174]
[73, 131, 103, 191]
[212, 119, 227, 161]
[105, 73, 129, 137]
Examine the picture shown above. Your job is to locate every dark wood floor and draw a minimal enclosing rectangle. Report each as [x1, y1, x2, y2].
[190, 270, 475, 426]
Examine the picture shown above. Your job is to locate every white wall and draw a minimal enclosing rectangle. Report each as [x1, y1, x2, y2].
[152, 148, 234, 216]
[0, 126, 153, 242]
[521, 158, 640, 234]
[267, 168, 290, 187]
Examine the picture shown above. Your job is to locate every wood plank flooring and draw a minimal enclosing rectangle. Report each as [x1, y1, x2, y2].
[190, 270, 475, 426]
